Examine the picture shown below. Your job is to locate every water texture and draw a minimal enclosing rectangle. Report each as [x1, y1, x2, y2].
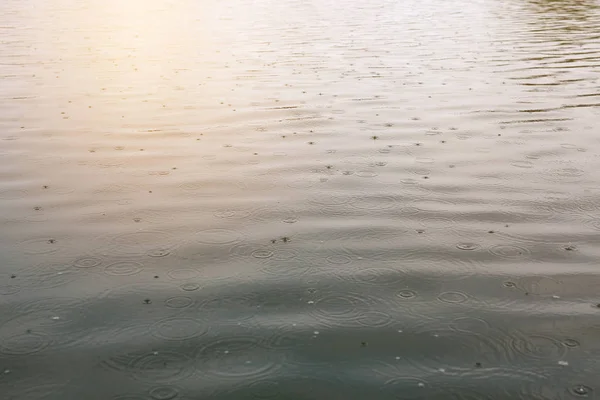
[1, 0, 600, 398]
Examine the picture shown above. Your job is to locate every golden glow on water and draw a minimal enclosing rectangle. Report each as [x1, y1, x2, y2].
[15, 0, 235, 134]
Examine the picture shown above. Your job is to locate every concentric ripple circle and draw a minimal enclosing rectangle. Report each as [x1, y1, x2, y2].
[438, 291, 469, 304]
[0, 331, 50, 356]
[104, 261, 143, 276]
[489, 244, 530, 259]
[101, 350, 196, 383]
[196, 336, 282, 380]
[73, 256, 103, 269]
[509, 333, 566, 361]
[310, 292, 376, 328]
[151, 318, 207, 341]
[149, 386, 179, 400]
[456, 242, 480, 251]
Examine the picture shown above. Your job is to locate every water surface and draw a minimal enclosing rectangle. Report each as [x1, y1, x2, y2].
[1, 0, 600, 398]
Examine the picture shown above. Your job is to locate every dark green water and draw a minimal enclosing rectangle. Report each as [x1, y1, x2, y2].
[1, 0, 600, 398]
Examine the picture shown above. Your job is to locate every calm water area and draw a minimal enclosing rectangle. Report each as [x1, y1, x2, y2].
[1, 0, 600, 398]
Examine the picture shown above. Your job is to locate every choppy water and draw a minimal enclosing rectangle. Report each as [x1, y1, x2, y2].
[1, 0, 600, 398]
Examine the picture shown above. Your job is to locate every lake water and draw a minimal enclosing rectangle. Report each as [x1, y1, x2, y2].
[1, 0, 600, 398]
